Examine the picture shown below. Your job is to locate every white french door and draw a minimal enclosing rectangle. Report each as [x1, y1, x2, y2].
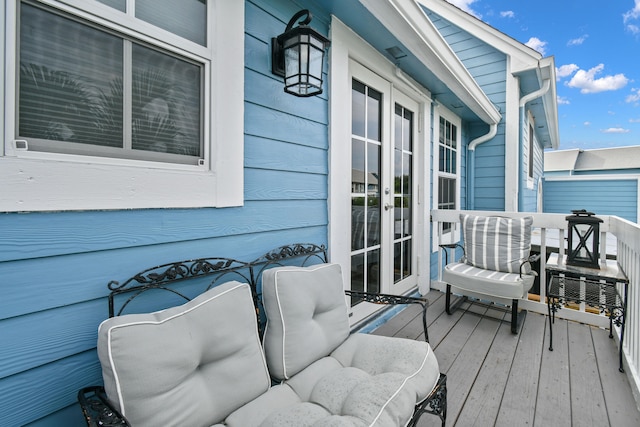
[347, 61, 421, 322]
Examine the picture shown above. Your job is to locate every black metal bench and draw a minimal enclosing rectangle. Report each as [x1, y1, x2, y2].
[78, 243, 446, 426]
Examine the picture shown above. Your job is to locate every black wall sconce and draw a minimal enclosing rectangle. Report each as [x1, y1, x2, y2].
[271, 9, 330, 97]
[566, 209, 603, 269]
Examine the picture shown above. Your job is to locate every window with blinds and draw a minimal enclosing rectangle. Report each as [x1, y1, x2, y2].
[18, 0, 207, 165]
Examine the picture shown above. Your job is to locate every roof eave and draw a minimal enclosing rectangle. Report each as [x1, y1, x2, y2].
[359, 0, 501, 125]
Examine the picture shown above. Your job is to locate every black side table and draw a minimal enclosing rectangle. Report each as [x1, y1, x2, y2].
[545, 253, 629, 372]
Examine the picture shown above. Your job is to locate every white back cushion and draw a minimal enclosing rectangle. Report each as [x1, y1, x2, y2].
[262, 263, 350, 380]
[98, 281, 270, 427]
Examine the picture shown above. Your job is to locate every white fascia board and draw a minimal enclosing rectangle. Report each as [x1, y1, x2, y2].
[359, 0, 500, 125]
[538, 57, 560, 150]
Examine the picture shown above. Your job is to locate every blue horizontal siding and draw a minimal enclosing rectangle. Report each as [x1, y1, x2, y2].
[1, 0, 332, 425]
[1, 202, 328, 319]
[425, 7, 508, 212]
[543, 179, 638, 222]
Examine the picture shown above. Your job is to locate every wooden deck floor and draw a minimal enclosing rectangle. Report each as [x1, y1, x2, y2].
[371, 290, 640, 427]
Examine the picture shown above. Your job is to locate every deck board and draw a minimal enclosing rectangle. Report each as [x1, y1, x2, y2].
[535, 317, 571, 427]
[495, 311, 545, 427]
[372, 290, 640, 427]
[591, 326, 640, 427]
[568, 321, 610, 426]
[456, 320, 517, 426]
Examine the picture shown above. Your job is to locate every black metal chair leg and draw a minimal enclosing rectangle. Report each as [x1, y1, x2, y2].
[511, 299, 519, 334]
[547, 296, 554, 351]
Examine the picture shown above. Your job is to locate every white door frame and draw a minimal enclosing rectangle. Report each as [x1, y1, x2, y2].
[329, 17, 432, 324]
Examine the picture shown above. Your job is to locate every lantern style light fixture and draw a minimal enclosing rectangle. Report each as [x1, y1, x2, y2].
[566, 209, 603, 269]
[271, 9, 330, 97]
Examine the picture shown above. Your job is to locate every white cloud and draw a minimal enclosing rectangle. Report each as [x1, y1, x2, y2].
[525, 37, 547, 55]
[566, 64, 629, 94]
[445, 0, 481, 18]
[601, 127, 630, 134]
[630, 118, 640, 123]
[557, 96, 570, 105]
[584, 121, 591, 126]
[627, 88, 640, 103]
[624, 0, 640, 33]
[623, 0, 640, 22]
[500, 11, 514, 18]
[567, 34, 588, 46]
[556, 64, 579, 80]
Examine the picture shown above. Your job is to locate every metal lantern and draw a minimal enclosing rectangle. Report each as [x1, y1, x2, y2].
[271, 10, 330, 97]
[566, 209, 603, 269]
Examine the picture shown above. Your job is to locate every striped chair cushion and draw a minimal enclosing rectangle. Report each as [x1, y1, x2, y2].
[461, 214, 533, 274]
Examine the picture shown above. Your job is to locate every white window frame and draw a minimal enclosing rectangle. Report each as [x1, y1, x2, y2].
[432, 105, 461, 251]
[1, 0, 244, 212]
[526, 111, 535, 189]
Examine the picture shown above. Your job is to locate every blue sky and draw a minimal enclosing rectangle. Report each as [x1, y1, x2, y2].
[445, 0, 640, 150]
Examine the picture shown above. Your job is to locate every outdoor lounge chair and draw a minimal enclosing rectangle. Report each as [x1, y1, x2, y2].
[441, 214, 539, 334]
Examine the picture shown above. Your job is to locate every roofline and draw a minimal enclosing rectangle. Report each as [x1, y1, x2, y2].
[359, 0, 501, 125]
[417, 0, 559, 148]
[418, 0, 542, 71]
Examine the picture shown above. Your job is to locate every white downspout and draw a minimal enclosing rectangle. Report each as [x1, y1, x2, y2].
[518, 78, 551, 211]
[467, 122, 498, 209]
[520, 79, 551, 109]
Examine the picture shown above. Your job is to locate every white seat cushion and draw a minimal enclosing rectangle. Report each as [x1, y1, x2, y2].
[98, 281, 270, 427]
[261, 263, 441, 426]
[443, 261, 535, 299]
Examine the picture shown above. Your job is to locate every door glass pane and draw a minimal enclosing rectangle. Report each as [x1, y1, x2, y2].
[136, 0, 207, 45]
[368, 248, 380, 294]
[367, 88, 382, 141]
[350, 253, 364, 306]
[352, 139, 365, 250]
[352, 80, 365, 137]
[403, 109, 412, 151]
[394, 241, 402, 282]
[131, 44, 202, 156]
[403, 239, 411, 277]
[367, 142, 381, 247]
[393, 103, 413, 283]
[394, 104, 402, 150]
[19, 3, 123, 147]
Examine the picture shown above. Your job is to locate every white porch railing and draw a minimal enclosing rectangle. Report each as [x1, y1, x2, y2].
[430, 209, 640, 406]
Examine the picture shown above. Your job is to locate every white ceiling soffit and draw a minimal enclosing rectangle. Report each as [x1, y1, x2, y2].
[358, 0, 501, 125]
